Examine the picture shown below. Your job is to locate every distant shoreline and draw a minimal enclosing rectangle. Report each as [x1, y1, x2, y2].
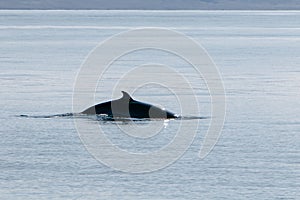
[0, 9, 299, 11]
[1, 0, 299, 11]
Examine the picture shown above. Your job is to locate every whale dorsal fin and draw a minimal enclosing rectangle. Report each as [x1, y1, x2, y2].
[121, 91, 133, 101]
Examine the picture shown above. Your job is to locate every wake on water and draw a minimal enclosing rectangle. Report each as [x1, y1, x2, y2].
[17, 113, 209, 121]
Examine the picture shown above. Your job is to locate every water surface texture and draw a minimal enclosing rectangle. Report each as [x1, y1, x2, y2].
[1, 10, 300, 199]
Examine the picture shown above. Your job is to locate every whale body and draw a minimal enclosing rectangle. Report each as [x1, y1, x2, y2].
[81, 91, 178, 119]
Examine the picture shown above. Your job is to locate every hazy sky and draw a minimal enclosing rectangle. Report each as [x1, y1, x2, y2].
[0, 0, 300, 10]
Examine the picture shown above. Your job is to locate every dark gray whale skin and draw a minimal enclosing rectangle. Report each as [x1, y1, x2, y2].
[81, 91, 178, 119]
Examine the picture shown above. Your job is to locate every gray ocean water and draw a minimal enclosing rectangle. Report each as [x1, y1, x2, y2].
[0, 10, 299, 199]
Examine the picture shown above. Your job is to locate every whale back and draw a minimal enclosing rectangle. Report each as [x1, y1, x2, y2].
[82, 91, 177, 118]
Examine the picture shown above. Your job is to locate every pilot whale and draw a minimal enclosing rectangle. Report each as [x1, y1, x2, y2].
[81, 91, 178, 119]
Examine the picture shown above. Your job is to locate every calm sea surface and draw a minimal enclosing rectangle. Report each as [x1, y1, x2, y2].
[0, 10, 299, 199]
